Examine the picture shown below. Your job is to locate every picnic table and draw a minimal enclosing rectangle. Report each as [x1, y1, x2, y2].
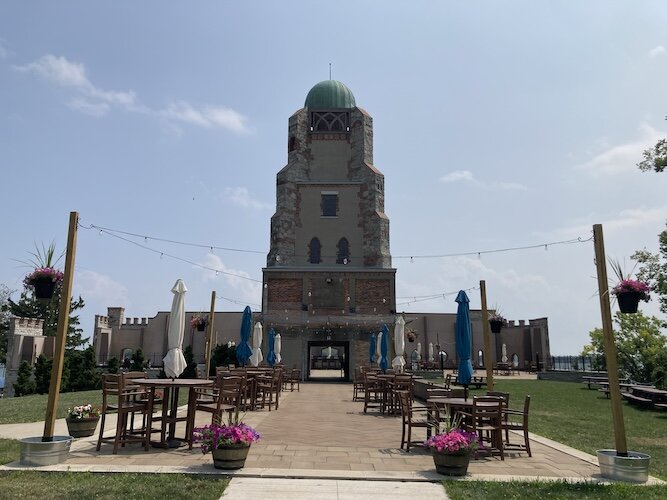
[623, 385, 667, 409]
[454, 376, 487, 389]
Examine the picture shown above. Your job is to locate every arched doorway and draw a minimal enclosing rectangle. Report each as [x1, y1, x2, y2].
[307, 340, 349, 382]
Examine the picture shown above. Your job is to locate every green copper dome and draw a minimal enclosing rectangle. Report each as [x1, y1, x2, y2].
[305, 80, 356, 109]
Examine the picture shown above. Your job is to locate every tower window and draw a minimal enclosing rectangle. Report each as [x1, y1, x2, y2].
[288, 136, 298, 152]
[337, 237, 350, 264]
[321, 193, 338, 217]
[311, 111, 349, 132]
[308, 238, 322, 264]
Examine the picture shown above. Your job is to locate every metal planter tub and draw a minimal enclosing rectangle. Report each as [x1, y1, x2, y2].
[597, 449, 651, 483]
[19, 436, 73, 466]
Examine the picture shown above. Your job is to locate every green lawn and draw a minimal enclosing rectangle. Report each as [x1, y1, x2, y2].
[0, 471, 228, 499]
[0, 389, 189, 425]
[460, 379, 667, 480]
[445, 480, 667, 499]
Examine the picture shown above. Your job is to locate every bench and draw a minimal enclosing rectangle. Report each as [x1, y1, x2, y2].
[655, 403, 667, 411]
[598, 388, 610, 398]
[621, 393, 654, 408]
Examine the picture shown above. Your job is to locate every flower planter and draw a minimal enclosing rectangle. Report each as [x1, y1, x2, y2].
[212, 444, 251, 470]
[66, 417, 100, 438]
[432, 449, 471, 476]
[489, 320, 503, 333]
[20, 436, 72, 466]
[196, 323, 207, 332]
[33, 278, 56, 300]
[617, 292, 641, 314]
[597, 449, 650, 483]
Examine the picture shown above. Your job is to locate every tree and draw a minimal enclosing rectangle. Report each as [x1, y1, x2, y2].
[582, 312, 667, 388]
[210, 343, 237, 376]
[638, 137, 667, 173]
[33, 354, 53, 394]
[130, 348, 145, 371]
[107, 356, 120, 374]
[632, 225, 667, 315]
[13, 360, 36, 397]
[0, 284, 12, 364]
[66, 346, 101, 392]
[180, 345, 197, 378]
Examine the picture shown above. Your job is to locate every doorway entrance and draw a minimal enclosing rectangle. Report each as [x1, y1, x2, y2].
[307, 340, 349, 382]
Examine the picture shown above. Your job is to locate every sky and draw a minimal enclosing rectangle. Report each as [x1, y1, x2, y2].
[1, 1, 667, 355]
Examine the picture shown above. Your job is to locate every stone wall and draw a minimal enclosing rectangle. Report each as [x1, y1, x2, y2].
[4, 317, 52, 397]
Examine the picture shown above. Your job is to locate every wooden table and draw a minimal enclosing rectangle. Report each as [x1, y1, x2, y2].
[135, 378, 213, 448]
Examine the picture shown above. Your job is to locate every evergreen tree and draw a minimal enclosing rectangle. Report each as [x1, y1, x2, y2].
[210, 344, 237, 376]
[33, 354, 53, 394]
[0, 284, 12, 364]
[181, 345, 197, 378]
[107, 356, 120, 374]
[130, 348, 145, 371]
[13, 360, 36, 396]
[66, 346, 101, 391]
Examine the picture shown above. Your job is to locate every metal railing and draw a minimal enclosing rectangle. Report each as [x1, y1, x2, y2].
[549, 355, 606, 372]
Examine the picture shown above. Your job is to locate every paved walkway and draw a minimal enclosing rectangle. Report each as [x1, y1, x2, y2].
[1, 381, 664, 495]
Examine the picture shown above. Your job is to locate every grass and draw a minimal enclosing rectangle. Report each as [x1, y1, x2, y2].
[444, 480, 667, 499]
[0, 471, 228, 499]
[0, 439, 20, 465]
[459, 379, 667, 480]
[0, 389, 190, 424]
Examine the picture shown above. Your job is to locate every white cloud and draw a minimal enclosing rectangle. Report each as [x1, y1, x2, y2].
[649, 45, 665, 58]
[0, 38, 9, 59]
[197, 253, 262, 304]
[74, 270, 129, 305]
[439, 170, 528, 191]
[67, 98, 110, 117]
[576, 123, 664, 175]
[15, 53, 249, 134]
[440, 170, 474, 183]
[223, 187, 271, 210]
[160, 102, 250, 134]
[541, 205, 667, 240]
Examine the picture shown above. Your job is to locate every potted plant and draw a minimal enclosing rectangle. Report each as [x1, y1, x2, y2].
[23, 267, 64, 300]
[65, 404, 101, 438]
[609, 259, 651, 314]
[193, 412, 261, 470]
[425, 412, 479, 476]
[489, 312, 506, 333]
[406, 329, 416, 342]
[190, 314, 208, 332]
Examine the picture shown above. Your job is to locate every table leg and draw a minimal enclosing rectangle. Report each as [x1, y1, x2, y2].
[165, 386, 181, 448]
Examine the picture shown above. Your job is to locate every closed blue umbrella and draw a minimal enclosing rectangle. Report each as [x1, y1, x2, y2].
[267, 328, 277, 366]
[236, 306, 253, 366]
[380, 324, 389, 372]
[369, 333, 377, 363]
[455, 291, 474, 397]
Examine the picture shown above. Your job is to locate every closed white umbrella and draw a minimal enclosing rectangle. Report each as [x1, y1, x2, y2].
[249, 321, 264, 367]
[416, 342, 422, 361]
[376, 331, 383, 367]
[163, 279, 188, 379]
[428, 342, 434, 362]
[392, 316, 406, 371]
[274, 333, 282, 363]
[502, 343, 508, 363]
[325, 346, 332, 359]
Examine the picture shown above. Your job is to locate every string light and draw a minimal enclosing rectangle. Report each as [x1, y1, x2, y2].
[83, 222, 592, 261]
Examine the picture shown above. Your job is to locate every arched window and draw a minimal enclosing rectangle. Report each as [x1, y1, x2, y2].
[337, 237, 350, 264]
[308, 238, 321, 264]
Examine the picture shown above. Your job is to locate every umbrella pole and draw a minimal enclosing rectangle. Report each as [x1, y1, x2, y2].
[464, 385, 468, 402]
[479, 280, 494, 392]
[205, 290, 216, 379]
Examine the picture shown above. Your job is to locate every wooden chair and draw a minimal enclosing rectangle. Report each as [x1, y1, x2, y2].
[397, 390, 436, 452]
[363, 373, 384, 413]
[96, 373, 150, 454]
[444, 373, 452, 389]
[460, 396, 504, 460]
[352, 367, 365, 401]
[256, 369, 282, 411]
[189, 375, 244, 427]
[285, 368, 301, 392]
[502, 395, 531, 457]
[388, 374, 413, 414]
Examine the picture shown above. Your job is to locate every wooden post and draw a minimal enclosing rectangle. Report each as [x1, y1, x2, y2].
[480, 280, 494, 392]
[205, 290, 216, 379]
[593, 223, 627, 456]
[43, 212, 78, 441]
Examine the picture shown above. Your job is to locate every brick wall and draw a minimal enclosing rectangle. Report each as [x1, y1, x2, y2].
[267, 278, 303, 310]
[355, 279, 392, 314]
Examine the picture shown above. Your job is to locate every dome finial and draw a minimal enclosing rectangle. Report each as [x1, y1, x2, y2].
[329, 62, 332, 80]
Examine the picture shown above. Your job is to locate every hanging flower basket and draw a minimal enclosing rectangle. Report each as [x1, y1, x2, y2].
[406, 331, 416, 342]
[24, 267, 64, 300]
[611, 279, 650, 314]
[489, 320, 503, 333]
[190, 315, 208, 331]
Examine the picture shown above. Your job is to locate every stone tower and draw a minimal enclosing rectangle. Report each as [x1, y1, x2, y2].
[262, 80, 396, 380]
